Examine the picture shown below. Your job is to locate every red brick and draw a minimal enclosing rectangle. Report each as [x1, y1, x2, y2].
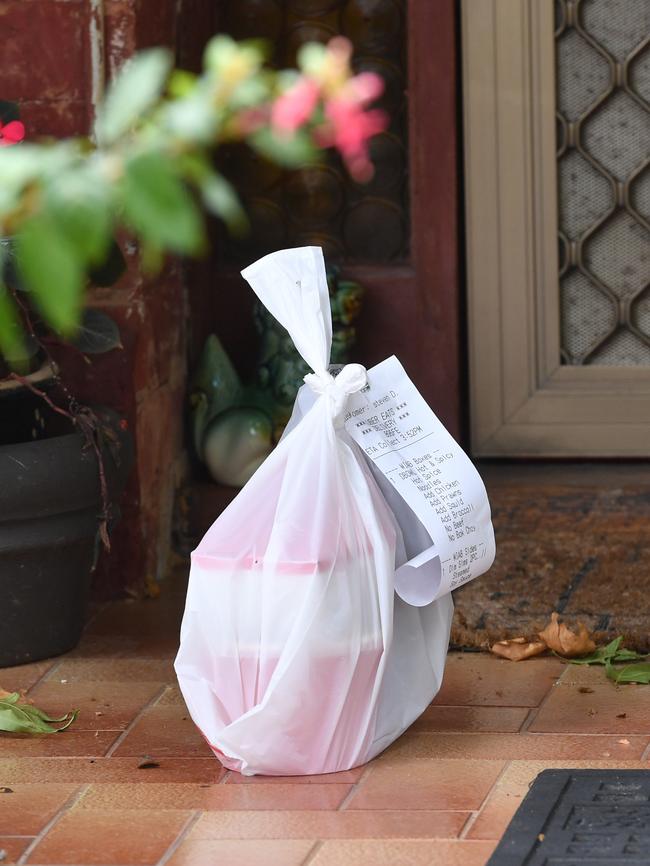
[0, 1, 90, 102]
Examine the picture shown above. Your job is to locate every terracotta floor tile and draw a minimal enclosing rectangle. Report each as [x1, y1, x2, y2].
[166, 839, 316, 866]
[190, 810, 468, 840]
[0, 784, 80, 835]
[0, 837, 33, 865]
[27, 681, 164, 731]
[433, 654, 564, 707]
[78, 782, 352, 810]
[345, 759, 504, 811]
[156, 684, 186, 705]
[467, 759, 650, 841]
[111, 705, 213, 757]
[0, 731, 119, 758]
[0, 758, 226, 784]
[529, 665, 650, 734]
[26, 808, 192, 865]
[1, 660, 56, 693]
[45, 659, 175, 683]
[311, 839, 498, 866]
[378, 731, 649, 761]
[411, 706, 529, 733]
[225, 767, 365, 785]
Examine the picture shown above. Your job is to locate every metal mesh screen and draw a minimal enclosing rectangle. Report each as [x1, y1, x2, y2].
[556, 0, 650, 366]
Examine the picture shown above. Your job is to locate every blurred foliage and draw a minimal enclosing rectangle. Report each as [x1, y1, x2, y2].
[0, 36, 385, 363]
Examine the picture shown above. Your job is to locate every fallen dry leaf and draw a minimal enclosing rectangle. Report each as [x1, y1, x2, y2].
[491, 637, 547, 662]
[538, 612, 596, 658]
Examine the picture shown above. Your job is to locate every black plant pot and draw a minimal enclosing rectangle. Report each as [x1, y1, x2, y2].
[0, 392, 133, 667]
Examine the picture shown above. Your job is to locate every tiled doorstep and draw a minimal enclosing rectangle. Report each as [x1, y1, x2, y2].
[164, 838, 498, 866]
[0, 837, 34, 866]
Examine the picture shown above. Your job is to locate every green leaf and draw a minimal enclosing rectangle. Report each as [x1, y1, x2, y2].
[96, 48, 173, 145]
[567, 635, 646, 667]
[44, 169, 112, 267]
[121, 151, 205, 255]
[15, 212, 85, 335]
[201, 172, 248, 235]
[0, 246, 27, 363]
[0, 695, 78, 735]
[249, 128, 317, 168]
[568, 636, 622, 665]
[607, 662, 650, 685]
[72, 308, 122, 354]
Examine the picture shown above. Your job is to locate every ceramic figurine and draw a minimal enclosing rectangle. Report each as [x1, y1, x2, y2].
[190, 268, 364, 487]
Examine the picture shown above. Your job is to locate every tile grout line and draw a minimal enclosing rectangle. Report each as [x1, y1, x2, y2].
[300, 840, 324, 866]
[336, 764, 373, 811]
[103, 684, 169, 758]
[459, 759, 511, 841]
[156, 809, 202, 866]
[17, 783, 90, 865]
[520, 672, 566, 733]
[24, 661, 62, 696]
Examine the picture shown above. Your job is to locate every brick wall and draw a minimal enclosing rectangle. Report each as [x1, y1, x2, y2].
[2, 0, 195, 595]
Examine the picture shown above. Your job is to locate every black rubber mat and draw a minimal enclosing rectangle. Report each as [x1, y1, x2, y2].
[487, 769, 650, 865]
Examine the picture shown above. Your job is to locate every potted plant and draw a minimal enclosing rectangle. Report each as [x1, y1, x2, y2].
[0, 100, 135, 666]
[0, 36, 386, 666]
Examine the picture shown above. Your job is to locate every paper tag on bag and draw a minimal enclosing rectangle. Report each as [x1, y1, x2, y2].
[344, 356, 496, 603]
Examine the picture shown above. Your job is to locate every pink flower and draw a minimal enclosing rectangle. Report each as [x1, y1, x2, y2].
[0, 119, 25, 147]
[317, 70, 387, 179]
[271, 78, 320, 134]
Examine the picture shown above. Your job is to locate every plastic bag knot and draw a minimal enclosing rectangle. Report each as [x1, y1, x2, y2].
[304, 363, 367, 426]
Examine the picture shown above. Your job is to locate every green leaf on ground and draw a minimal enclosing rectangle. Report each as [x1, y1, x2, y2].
[568, 636, 646, 666]
[96, 48, 173, 145]
[606, 662, 650, 685]
[0, 693, 78, 735]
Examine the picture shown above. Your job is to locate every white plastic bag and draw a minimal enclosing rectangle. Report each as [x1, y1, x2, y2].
[175, 247, 455, 776]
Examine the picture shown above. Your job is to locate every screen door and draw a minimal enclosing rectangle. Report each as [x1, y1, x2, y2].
[463, 0, 650, 456]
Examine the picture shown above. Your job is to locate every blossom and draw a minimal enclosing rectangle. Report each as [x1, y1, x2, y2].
[271, 78, 320, 134]
[0, 119, 25, 147]
[307, 36, 353, 96]
[320, 72, 387, 180]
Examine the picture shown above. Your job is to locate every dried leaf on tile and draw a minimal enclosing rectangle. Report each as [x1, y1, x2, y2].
[538, 612, 596, 658]
[137, 756, 160, 769]
[490, 637, 547, 661]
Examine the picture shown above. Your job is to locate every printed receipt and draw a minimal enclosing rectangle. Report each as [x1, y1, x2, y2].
[344, 356, 496, 602]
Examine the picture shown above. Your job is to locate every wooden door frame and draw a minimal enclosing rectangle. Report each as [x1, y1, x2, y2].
[186, 0, 463, 438]
[352, 0, 461, 436]
[462, 0, 650, 457]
